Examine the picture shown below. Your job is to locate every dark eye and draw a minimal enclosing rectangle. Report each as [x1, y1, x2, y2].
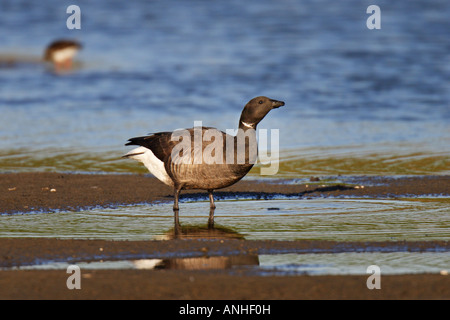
[258, 100, 263, 104]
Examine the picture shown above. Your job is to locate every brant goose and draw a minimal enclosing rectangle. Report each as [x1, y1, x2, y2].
[44, 39, 82, 70]
[124, 96, 284, 221]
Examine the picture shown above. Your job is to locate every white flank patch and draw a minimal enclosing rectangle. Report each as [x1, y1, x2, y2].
[52, 47, 79, 63]
[125, 146, 173, 186]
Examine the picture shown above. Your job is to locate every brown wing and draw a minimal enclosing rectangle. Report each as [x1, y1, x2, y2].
[126, 127, 256, 190]
[166, 127, 256, 189]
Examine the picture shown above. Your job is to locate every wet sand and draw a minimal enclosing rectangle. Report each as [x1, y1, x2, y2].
[1, 238, 449, 300]
[2, 269, 449, 300]
[1, 172, 449, 300]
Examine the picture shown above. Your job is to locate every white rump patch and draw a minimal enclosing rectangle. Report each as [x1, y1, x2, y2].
[125, 146, 173, 186]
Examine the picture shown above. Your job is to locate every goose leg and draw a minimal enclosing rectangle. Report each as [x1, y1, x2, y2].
[173, 187, 181, 211]
[208, 189, 216, 209]
[173, 187, 181, 231]
[173, 211, 181, 236]
[207, 189, 215, 227]
[208, 207, 215, 228]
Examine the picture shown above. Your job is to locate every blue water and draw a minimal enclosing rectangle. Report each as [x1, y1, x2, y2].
[0, 0, 448, 174]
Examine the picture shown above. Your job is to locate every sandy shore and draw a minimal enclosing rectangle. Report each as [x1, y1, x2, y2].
[2, 268, 449, 300]
[1, 172, 449, 300]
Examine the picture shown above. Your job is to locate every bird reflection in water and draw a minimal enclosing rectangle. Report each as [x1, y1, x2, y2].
[132, 214, 259, 271]
[173, 207, 216, 235]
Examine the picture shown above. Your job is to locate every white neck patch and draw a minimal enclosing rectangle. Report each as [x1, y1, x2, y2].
[241, 121, 254, 128]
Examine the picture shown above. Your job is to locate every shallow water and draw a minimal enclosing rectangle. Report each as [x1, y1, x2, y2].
[0, 0, 449, 176]
[2, 197, 449, 275]
[2, 198, 449, 241]
[6, 252, 450, 276]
